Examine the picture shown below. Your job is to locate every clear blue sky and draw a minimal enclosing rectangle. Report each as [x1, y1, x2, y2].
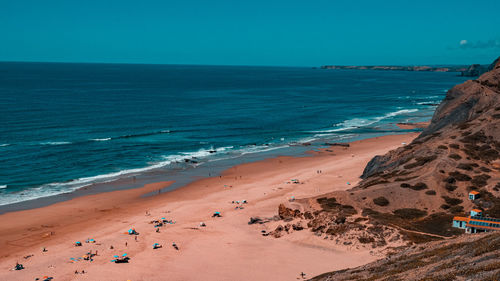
[1, 0, 499, 66]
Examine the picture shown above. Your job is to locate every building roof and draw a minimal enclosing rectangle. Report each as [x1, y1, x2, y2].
[453, 216, 469, 222]
[471, 209, 482, 213]
[469, 191, 480, 195]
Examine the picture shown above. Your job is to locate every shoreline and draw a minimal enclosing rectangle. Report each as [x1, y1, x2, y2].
[0, 130, 421, 215]
[0, 132, 419, 281]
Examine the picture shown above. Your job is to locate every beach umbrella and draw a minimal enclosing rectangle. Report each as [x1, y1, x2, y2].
[123, 253, 128, 256]
[113, 255, 119, 258]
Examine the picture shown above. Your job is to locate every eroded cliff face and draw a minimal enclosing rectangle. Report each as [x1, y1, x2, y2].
[269, 57, 500, 251]
[363, 56, 500, 179]
[354, 56, 500, 220]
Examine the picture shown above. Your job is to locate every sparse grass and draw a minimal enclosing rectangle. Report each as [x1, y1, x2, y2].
[395, 176, 418, 182]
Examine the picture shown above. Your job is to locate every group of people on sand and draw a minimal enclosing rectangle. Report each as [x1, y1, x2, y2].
[230, 199, 248, 210]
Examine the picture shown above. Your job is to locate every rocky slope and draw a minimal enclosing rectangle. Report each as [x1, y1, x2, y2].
[357, 56, 500, 223]
[269, 56, 500, 245]
[310, 232, 500, 281]
[297, 56, 500, 279]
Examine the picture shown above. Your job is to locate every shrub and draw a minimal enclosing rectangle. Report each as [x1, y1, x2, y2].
[444, 176, 456, 184]
[457, 163, 474, 171]
[393, 208, 428, 220]
[358, 236, 375, 244]
[449, 144, 460, 149]
[445, 184, 457, 192]
[442, 196, 462, 206]
[471, 174, 491, 187]
[457, 123, 472, 130]
[480, 167, 492, 173]
[438, 145, 448, 150]
[449, 154, 462, 160]
[425, 190, 437, 195]
[449, 205, 464, 214]
[373, 197, 390, 206]
[449, 171, 471, 181]
[412, 182, 428, 190]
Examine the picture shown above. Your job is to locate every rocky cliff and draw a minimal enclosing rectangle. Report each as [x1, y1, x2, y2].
[304, 56, 500, 279]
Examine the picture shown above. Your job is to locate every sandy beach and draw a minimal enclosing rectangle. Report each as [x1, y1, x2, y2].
[0, 133, 418, 281]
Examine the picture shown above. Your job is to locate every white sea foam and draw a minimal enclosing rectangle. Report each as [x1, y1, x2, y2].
[40, 141, 72, 145]
[417, 101, 440, 105]
[0, 146, 237, 206]
[0, 144, 10, 147]
[91, 138, 111, 141]
[309, 108, 419, 136]
[0, 185, 7, 189]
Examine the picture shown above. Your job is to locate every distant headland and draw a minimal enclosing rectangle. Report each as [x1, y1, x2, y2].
[320, 62, 494, 77]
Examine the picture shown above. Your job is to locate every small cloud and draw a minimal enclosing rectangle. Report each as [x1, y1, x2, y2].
[458, 38, 500, 49]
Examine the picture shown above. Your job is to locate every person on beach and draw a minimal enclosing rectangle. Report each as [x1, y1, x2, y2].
[14, 262, 24, 270]
[172, 242, 179, 250]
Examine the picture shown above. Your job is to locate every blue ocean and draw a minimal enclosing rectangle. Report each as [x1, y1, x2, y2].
[0, 62, 468, 207]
